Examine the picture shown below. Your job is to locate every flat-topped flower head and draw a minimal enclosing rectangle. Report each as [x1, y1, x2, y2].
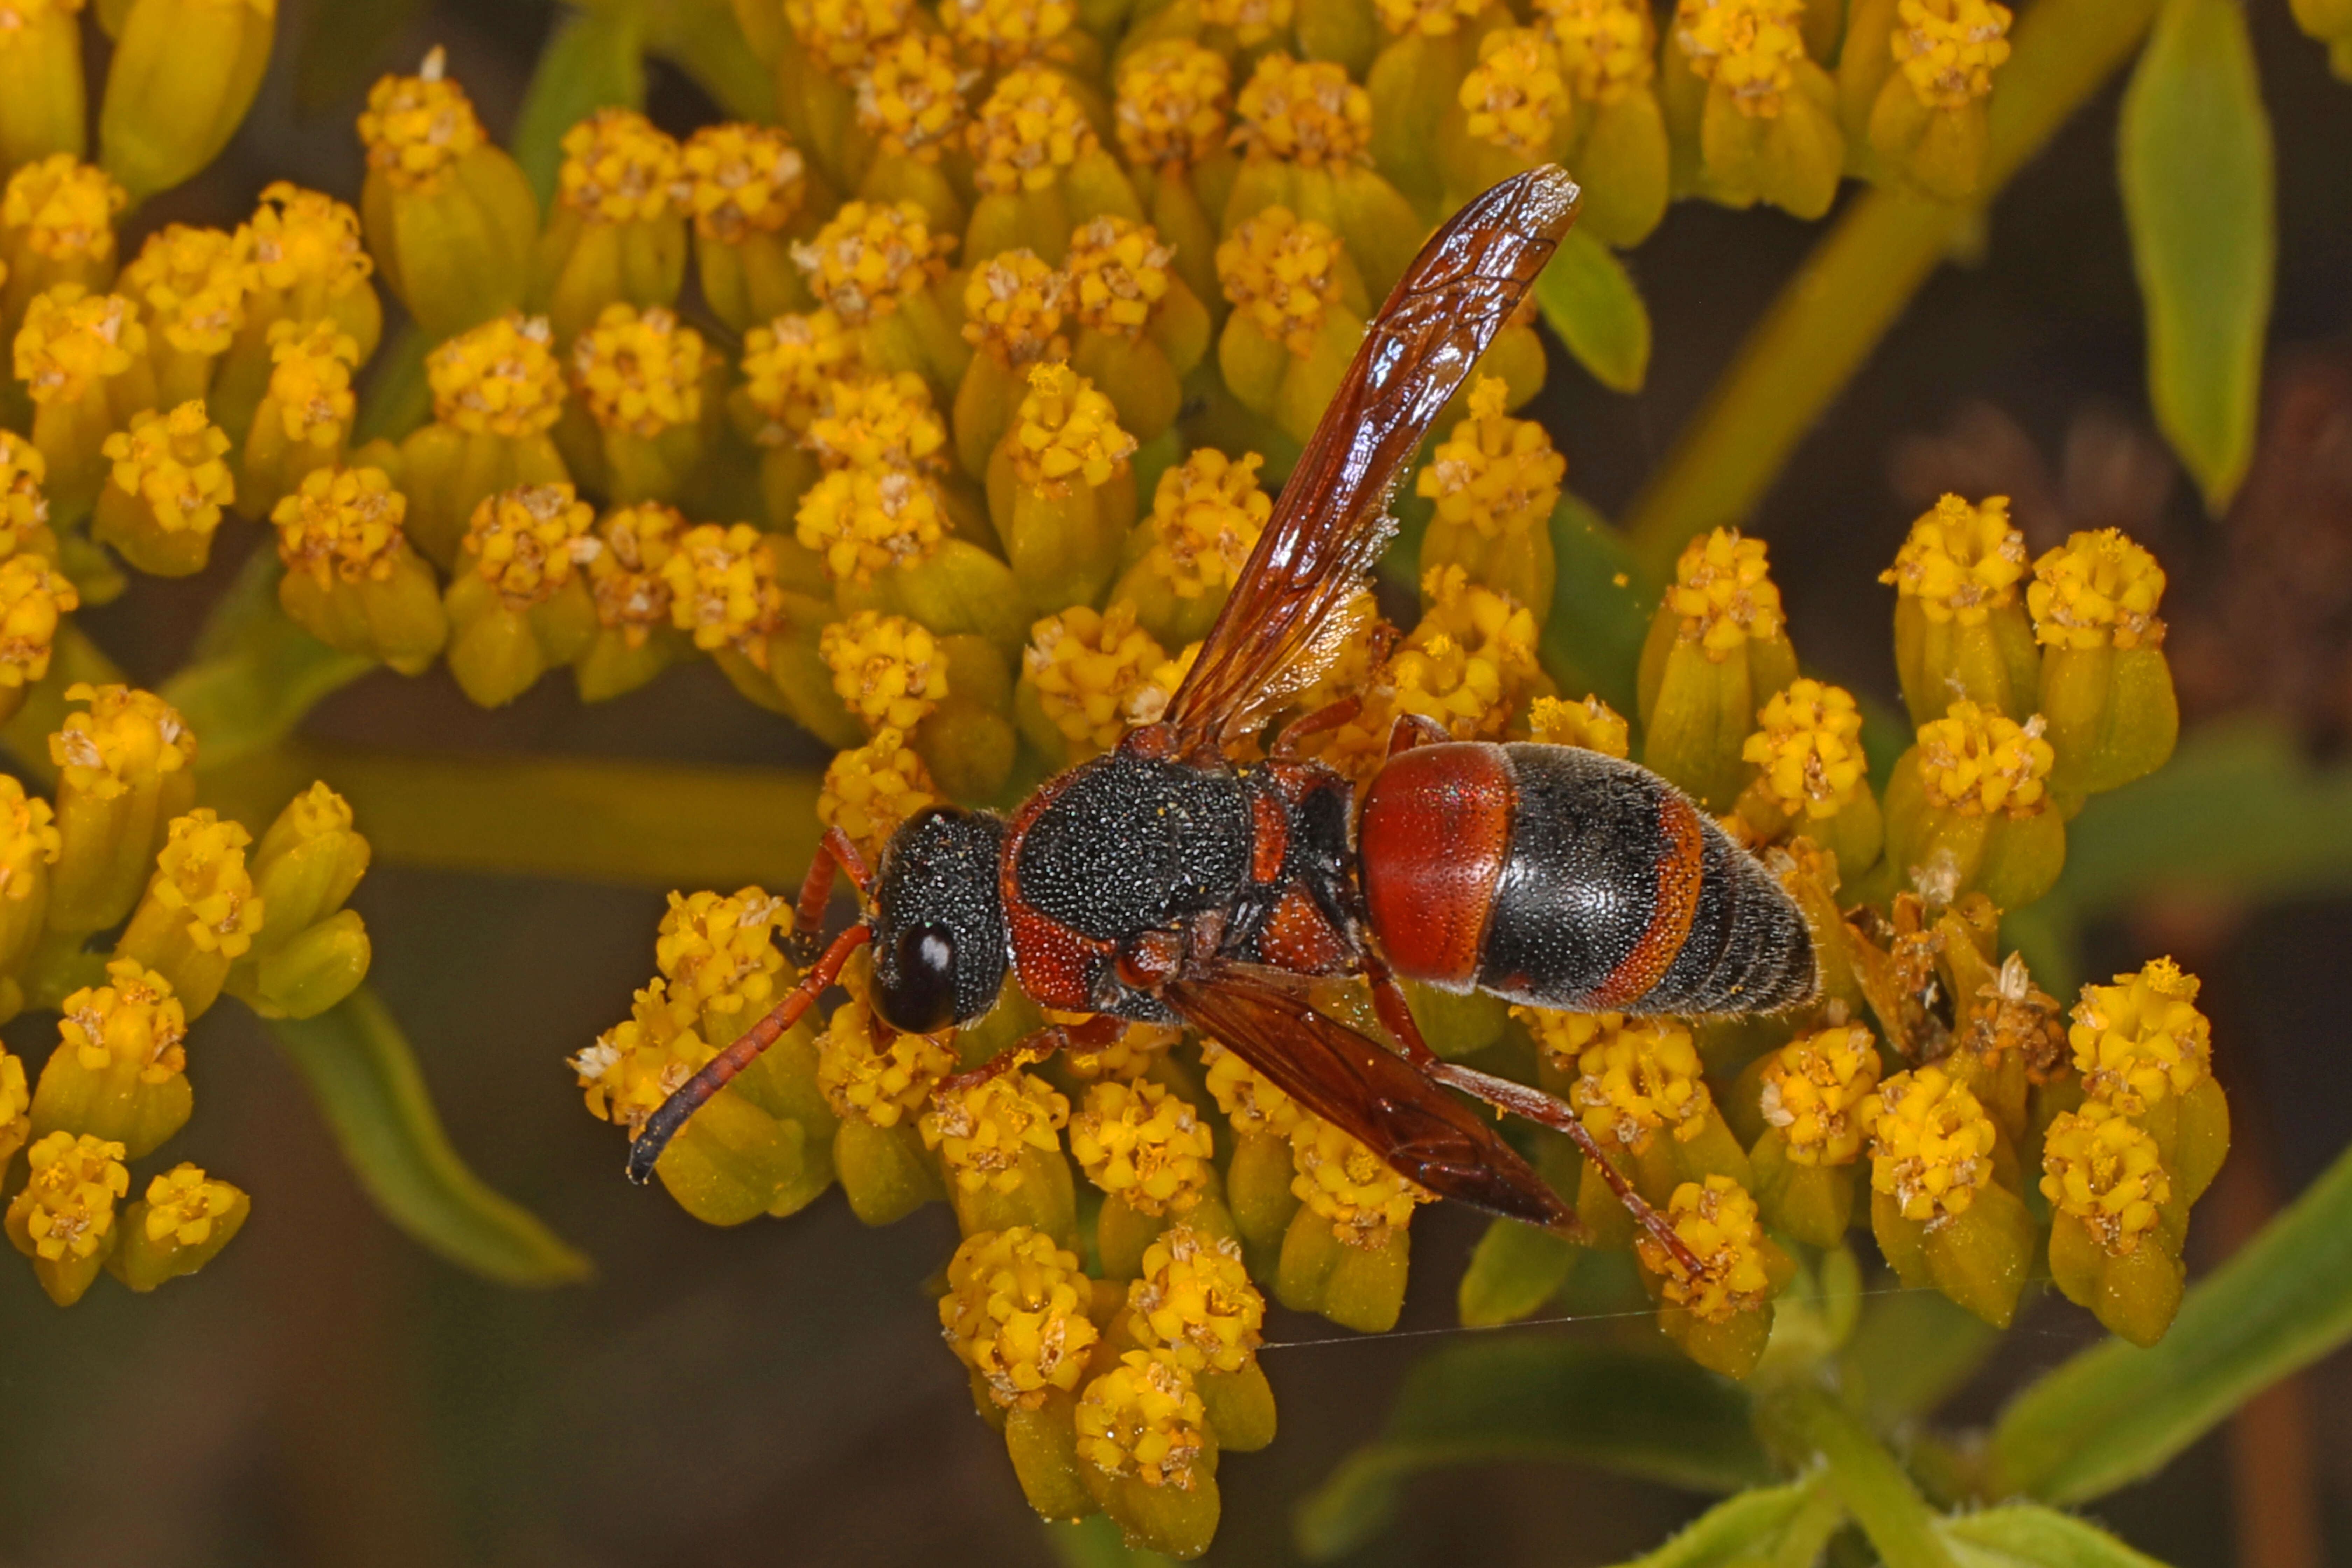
[1418, 377, 1564, 539]
[1882, 493, 2026, 625]
[1565, 1012, 1711, 1152]
[1065, 217, 1174, 338]
[656, 886, 791, 1020]
[941, 0, 1073, 67]
[941, 1226, 1101, 1408]
[1742, 679, 1868, 820]
[922, 1070, 1070, 1193]
[1115, 41, 1231, 170]
[822, 609, 946, 730]
[0, 431, 48, 557]
[15, 286, 144, 404]
[1026, 602, 1165, 756]
[815, 990, 959, 1125]
[2041, 1100, 2168, 1255]
[1216, 206, 1343, 358]
[1538, 0, 1655, 101]
[1460, 29, 1571, 159]
[1202, 1038, 1303, 1136]
[244, 183, 375, 302]
[1070, 1078, 1214, 1214]
[785, 0, 916, 74]
[962, 250, 1069, 366]
[139, 1164, 244, 1249]
[1199, 0, 1294, 44]
[1145, 449, 1268, 599]
[663, 523, 783, 657]
[1527, 694, 1631, 757]
[792, 200, 953, 325]
[359, 52, 488, 190]
[797, 464, 948, 583]
[146, 812, 262, 958]
[1674, 0, 1809, 116]
[1637, 1176, 1775, 1322]
[2028, 528, 2166, 651]
[429, 313, 564, 436]
[13, 1131, 129, 1262]
[1011, 361, 1137, 490]
[805, 371, 947, 470]
[50, 685, 195, 800]
[262, 319, 359, 440]
[2071, 957, 2210, 1114]
[0, 554, 74, 690]
[1760, 1023, 1880, 1164]
[1394, 565, 1541, 734]
[273, 466, 410, 585]
[1916, 699, 2052, 817]
[558, 108, 681, 224]
[819, 727, 939, 861]
[1374, 0, 1483, 37]
[1234, 53, 1372, 167]
[60, 958, 188, 1081]
[969, 66, 1100, 195]
[2, 155, 127, 262]
[1669, 528, 1784, 657]
[461, 483, 599, 606]
[587, 502, 687, 642]
[679, 123, 806, 242]
[573, 979, 714, 1134]
[1893, 0, 2012, 108]
[1077, 1351, 1210, 1488]
[573, 305, 704, 437]
[1128, 1225, 1264, 1373]
[121, 226, 251, 357]
[739, 309, 860, 441]
[854, 32, 974, 162]
[1292, 1115, 1432, 1247]
[102, 403, 235, 538]
[1867, 1064, 1995, 1224]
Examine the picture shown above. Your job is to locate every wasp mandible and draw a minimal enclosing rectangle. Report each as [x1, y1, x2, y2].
[623, 166, 1818, 1264]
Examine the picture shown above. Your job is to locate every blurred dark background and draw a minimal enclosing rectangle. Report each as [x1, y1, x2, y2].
[2, 2, 2350, 1566]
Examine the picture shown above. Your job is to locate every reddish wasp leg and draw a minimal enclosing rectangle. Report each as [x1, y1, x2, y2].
[936, 1014, 1124, 1094]
[789, 826, 875, 966]
[1270, 696, 1363, 762]
[1421, 1058, 1708, 1277]
[626, 919, 874, 1185]
[1384, 713, 1452, 758]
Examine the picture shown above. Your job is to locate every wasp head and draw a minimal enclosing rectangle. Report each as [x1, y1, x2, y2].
[869, 804, 1010, 1035]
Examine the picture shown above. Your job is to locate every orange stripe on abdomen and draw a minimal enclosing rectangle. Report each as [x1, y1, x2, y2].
[1358, 743, 1512, 989]
[1585, 790, 1705, 1009]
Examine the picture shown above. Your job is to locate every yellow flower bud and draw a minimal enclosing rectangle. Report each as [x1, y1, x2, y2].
[924, 1068, 1070, 1194]
[854, 32, 972, 163]
[1892, 0, 2011, 108]
[538, 107, 689, 342]
[741, 308, 863, 443]
[1637, 1174, 1776, 1324]
[47, 684, 197, 935]
[1021, 602, 1164, 762]
[968, 66, 1100, 197]
[1130, 1224, 1266, 1375]
[1236, 54, 1372, 167]
[119, 224, 250, 408]
[1416, 376, 1562, 624]
[785, 0, 917, 76]
[0, 551, 77, 719]
[116, 807, 262, 1017]
[0, 777, 59, 978]
[30, 957, 192, 1158]
[242, 318, 357, 518]
[428, 312, 565, 436]
[1759, 1023, 1880, 1164]
[0, 0, 85, 175]
[0, 429, 57, 561]
[458, 482, 598, 607]
[443, 483, 601, 707]
[1116, 42, 1231, 170]
[942, 1225, 1101, 1407]
[1915, 699, 2051, 817]
[1882, 493, 2040, 726]
[97, 0, 276, 201]
[819, 726, 939, 863]
[1, 156, 125, 329]
[817, 993, 960, 1127]
[247, 781, 371, 954]
[1201, 0, 1294, 46]
[1071, 1078, 1215, 1216]
[657, 884, 794, 1049]
[6, 1129, 130, 1304]
[1290, 1114, 1431, 1248]
[2042, 1100, 2168, 1256]
[574, 978, 718, 1137]
[109, 1161, 251, 1290]
[1078, 1348, 1212, 1486]
[1675, 0, 1808, 114]
[1866, 1064, 1992, 1224]
[821, 608, 946, 730]
[794, 199, 954, 326]
[92, 400, 232, 576]
[1458, 28, 1571, 161]
[15, 284, 155, 520]
[1566, 1011, 1712, 1153]
[271, 466, 448, 674]
[2030, 527, 2168, 651]
[2071, 957, 2209, 1114]
[216, 184, 381, 440]
[2026, 527, 2177, 799]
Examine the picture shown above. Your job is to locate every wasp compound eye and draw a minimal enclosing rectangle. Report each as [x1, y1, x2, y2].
[876, 922, 959, 1034]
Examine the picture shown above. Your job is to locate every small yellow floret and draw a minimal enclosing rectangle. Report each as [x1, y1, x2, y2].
[819, 727, 939, 861]
[1538, 0, 1656, 102]
[1867, 1064, 1995, 1224]
[1669, 528, 1784, 658]
[1, 155, 126, 261]
[969, 66, 1099, 195]
[1077, 1351, 1210, 1487]
[358, 59, 486, 190]
[1115, 41, 1231, 169]
[2070, 957, 2210, 1114]
[140, 1164, 244, 1248]
[1026, 602, 1164, 756]
[102, 402, 234, 537]
[1394, 565, 1539, 733]
[572, 979, 714, 1134]
[587, 502, 685, 643]
[1070, 1078, 1214, 1213]
[1881, 493, 2026, 625]
[1915, 699, 2052, 816]
[1145, 448, 1268, 599]
[261, 318, 358, 441]
[785, 0, 916, 73]
[1235, 53, 1373, 166]
[244, 183, 374, 300]
[1637, 1176, 1776, 1322]
[1129, 1225, 1265, 1373]
[572, 304, 703, 437]
[558, 108, 681, 223]
[822, 609, 946, 730]
[1216, 206, 1344, 358]
[942, 1226, 1101, 1408]
[1198, 0, 1294, 44]
[1417, 376, 1563, 539]
[1742, 679, 1867, 819]
[663, 523, 784, 657]
[0, 777, 60, 890]
[120, 225, 250, 357]
[0, 552, 76, 689]
[14, 1131, 129, 1262]
[2026, 528, 2166, 651]
[147, 812, 263, 958]
[1065, 217, 1174, 338]
[1201, 1038, 1303, 1136]
[50, 684, 195, 800]
[273, 466, 409, 586]
[1527, 694, 1630, 757]
[656, 886, 792, 1023]
[1674, 0, 1809, 116]
[1893, 0, 2012, 109]
[427, 313, 564, 436]
[462, 483, 599, 606]
[797, 464, 949, 584]
[1292, 1114, 1432, 1247]
[1566, 1012, 1711, 1152]
[922, 1069, 1070, 1193]
[962, 249, 1069, 366]
[680, 122, 806, 241]
[805, 371, 947, 470]
[792, 200, 953, 324]
[816, 994, 959, 1125]
[739, 309, 860, 440]
[1460, 28, 1570, 160]
[15, 286, 145, 404]
[1011, 360, 1137, 489]
[941, 0, 1073, 66]
[1759, 1023, 1880, 1164]
[2041, 1100, 2168, 1255]
[0, 430, 47, 557]
[854, 32, 972, 161]
[60, 958, 188, 1081]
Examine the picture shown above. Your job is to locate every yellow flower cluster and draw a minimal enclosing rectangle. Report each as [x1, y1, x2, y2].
[787, 0, 917, 72]
[1742, 679, 1868, 819]
[1882, 493, 2026, 623]
[1668, 528, 1784, 657]
[943, 0, 1074, 67]
[2027, 528, 2168, 651]
[573, 305, 704, 437]
[462, 483, 598, 606]
[1636, 1176, 1775, 1323]
[664, 523, 784, 656]
[970, 67, 1098, 194]
[1460, 29, 1570, 160]
[822, 609, 946, 729]
[1027, 603, 1166, 755]
[1076, 1351, 1210, 1487]
[1915, 700, 2053, 816]
[1867, 1065, 1995, 1223]
[1290, 1115, 1432, 1247]
[1674, 0, 1809, 116]
[1116, 43, 1232, 170]
[427, 313, 565, 436]
[1564, 1012, 1712, 1152]
[1377, 0, 1486, 36]
[0, 552, 74, 690]
[816, 992, 960, 1125]
[2040, 1101, 2168, 1256]
[1129, 1225, 1265, 1373]
[1202, 1040, 1305, 1136]
[120, 225, 249, 355]
[101, 403, 234, 537]
[4, 155, 126, 260]
[145, 813, 263, 959]
[1144, 449, 1269, 599]
[1216, 206, 1344, 358]
[274, 467, 410, 583]
[356, 56, 485, 189]
[1010, 361, 1137, 489]
[60, 958, 189, 1082]
[740, 309, 861, 442]
[1066, 217, 1174, 337]
[922, 1070, 1071, 1194]
[2069, 957, 2210, 1114]
[587, 503, 686, 643]
[558, 109, 682, 224]
[855, 33, 971, 161]
[1528, 694, 1631, 756]
[11, 1131, 130, 1262]
[1069, 1078, 1216, 1214]
[261, 320, 358, 440]
[1539, 0, 1655, 102]
[942, 1225, 1104, 1408]
[818, 727, 939, 860]
[680, 122, 807, 241]
[1893, 0, 2014, 109]
[798, 463, 948, 583]
[792, 200, 952, 324]
[50, 684, 196, 800]
[1237, 54, 1374, 166]
[1758, 1023, 1880, 1164]
[964, 250, 1071, 365]
[16, 286, 144, 404]
[1416, 377, 1564, 539]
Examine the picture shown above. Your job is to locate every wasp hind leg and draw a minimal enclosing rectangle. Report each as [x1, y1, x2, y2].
[936, 1013, 1124, 1094]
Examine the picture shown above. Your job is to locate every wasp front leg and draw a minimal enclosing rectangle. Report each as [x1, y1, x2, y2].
[788, 825, 875, 968]
[936, 1013, 1124, 1093]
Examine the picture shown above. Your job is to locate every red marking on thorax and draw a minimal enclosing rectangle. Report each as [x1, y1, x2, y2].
[1587, 792, 1705, 1008]
[1000, 770, 1116, 1012]
[1356, 742, 1513, 988]
[1248, 790, 1289, 883]
[1260, 885, 1351, 974]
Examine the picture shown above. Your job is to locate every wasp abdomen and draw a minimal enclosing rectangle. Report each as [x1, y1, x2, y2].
[1358, 742, 1815, 1016]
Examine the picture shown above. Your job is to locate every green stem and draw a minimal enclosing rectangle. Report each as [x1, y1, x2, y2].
[1766, 1387, 1959, 1568]
[1621, 0, 2163, 569]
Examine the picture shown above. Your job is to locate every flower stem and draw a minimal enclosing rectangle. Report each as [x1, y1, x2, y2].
[1766, 1385, 1960, 1568]
[1620, 0, 2162, 570]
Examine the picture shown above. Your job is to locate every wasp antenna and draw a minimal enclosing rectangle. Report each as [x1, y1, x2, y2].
[626, 920, 873, 1185]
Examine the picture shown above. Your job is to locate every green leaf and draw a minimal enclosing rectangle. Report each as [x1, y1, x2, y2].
[1937, 1505, 2174, 1568]
[162, 552, 376, 772]
[1292, 1338, 1772, 1560]
[511, 5, 649, 207]
[2119, 0, 2275, 512]
[1591, 1482, 1831, 1568]
[269, 988, 593, 1287]
[1541, 492, 1656, 714]
[1534, 230, 1652, 394]
[1990, 1134, 2352, 1503]
[1760, 1387, 1958, 1568]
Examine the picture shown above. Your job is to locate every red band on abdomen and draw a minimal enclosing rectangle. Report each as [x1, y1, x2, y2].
[1358, 743, 1512, 988]
[1587, 791, 1705, 1008]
